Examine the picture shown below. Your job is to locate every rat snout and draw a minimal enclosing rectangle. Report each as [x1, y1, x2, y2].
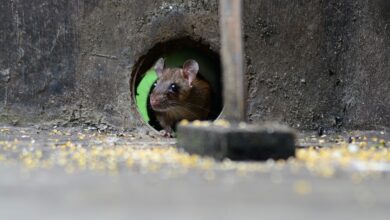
[150, 97, 158, 106]
[150, 96, 161, 108]
[150, 94, 169, 111]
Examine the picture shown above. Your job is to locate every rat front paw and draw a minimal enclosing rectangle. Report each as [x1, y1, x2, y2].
[159, 130, 174, 138]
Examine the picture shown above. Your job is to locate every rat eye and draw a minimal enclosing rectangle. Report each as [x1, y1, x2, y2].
[169, 83, 179, 93]
[153, 82, 157, 87]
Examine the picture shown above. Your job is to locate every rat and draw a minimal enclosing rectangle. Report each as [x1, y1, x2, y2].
[149, 58, 212, 137]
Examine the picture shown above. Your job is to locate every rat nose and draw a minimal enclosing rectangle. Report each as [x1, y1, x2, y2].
[150, 97, 160, 107]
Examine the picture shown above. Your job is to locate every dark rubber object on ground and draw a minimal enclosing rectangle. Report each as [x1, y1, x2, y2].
[176, 123, 296, 161]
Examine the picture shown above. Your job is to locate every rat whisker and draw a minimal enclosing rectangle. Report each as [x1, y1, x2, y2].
[172, 102, 214, 113]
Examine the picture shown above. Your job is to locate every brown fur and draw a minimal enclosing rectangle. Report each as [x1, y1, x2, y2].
[150, 67, 211, 133]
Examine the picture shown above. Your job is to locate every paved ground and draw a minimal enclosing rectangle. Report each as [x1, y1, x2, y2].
[0, 126, 389, 220]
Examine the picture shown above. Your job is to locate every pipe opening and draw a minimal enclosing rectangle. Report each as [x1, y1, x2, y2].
[131, 38, 223, 132]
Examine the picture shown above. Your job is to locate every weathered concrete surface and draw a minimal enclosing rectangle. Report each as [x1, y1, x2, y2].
[0, 0, 389, 131]
[0, 0, 78, 123]
[1, 167, 390, 220]
[244, 0, 390, 131]
[0, 0, 220, 130]
[0, 126, 389, 220]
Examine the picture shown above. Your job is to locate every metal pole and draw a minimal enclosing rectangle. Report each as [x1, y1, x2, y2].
[219, 0, 246, 122]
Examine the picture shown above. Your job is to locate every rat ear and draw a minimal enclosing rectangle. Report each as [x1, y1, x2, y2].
[182, 59, 199, 86]
[154, 58, 165, 77]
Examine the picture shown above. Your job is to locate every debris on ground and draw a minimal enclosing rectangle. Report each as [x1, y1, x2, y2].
[0, 126, 389, 180]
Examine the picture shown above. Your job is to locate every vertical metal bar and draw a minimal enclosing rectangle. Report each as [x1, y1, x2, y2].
[219, 0, 246, 122]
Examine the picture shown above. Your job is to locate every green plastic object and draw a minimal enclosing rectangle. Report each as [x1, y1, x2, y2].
[136, 69, 158, 122]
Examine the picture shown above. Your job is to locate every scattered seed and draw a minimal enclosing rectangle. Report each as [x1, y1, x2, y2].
[293, 180, 312, 195]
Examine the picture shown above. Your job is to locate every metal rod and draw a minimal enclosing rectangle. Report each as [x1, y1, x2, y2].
[219, 0, 246, 122]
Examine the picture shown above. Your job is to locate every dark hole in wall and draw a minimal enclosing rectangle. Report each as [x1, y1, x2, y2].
[131, 37, 223, 131]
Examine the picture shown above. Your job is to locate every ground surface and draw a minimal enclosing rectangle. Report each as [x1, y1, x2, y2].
[0, 126, 389, 220]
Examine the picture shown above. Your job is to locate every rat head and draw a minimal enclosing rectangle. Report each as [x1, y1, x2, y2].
[149, 58, 199, 112]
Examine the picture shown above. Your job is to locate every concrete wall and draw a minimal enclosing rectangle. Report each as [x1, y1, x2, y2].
[0, 0, 389, 131]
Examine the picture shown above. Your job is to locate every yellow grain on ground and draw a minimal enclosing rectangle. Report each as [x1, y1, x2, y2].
[0, 129, 389, 179]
